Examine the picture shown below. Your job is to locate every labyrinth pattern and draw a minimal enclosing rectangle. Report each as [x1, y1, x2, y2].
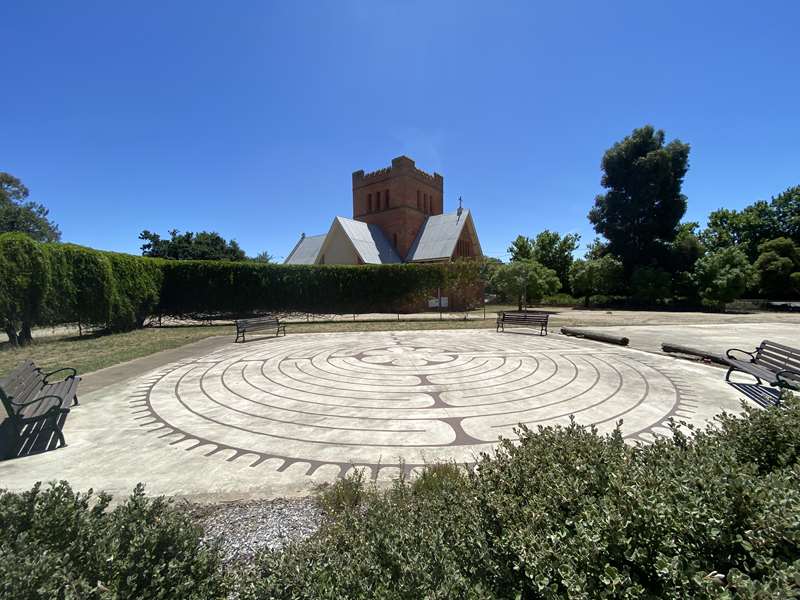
[129, 331, 698, 476]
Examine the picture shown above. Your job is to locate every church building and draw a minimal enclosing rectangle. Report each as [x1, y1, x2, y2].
[285, 156, 482, 265]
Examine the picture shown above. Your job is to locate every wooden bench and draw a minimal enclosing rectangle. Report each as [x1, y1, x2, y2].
[496, 311, 549, 336]
[234, 315, 287, 343]
[724, 340, 800, 390]
[0, 360, 81, 450]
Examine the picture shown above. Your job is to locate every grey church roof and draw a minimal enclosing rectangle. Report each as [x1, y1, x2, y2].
[406, 209, 476, 262]
[334, 217, 402, 264]
[284, 233, 326, 264]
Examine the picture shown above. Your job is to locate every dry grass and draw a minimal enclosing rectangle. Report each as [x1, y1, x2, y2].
[0, 319, 498, 378]
[4, 304, 796, 379]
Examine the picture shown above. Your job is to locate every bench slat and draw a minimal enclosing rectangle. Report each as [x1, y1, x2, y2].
[726, 339, 800, 391]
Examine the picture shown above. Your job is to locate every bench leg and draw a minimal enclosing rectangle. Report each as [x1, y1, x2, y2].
[726, 366, 762, 385]
[73, 395, 79, 406]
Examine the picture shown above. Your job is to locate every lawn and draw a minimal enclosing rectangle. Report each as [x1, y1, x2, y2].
[0, 318, 498, 378]
[5, 304, 795, 378]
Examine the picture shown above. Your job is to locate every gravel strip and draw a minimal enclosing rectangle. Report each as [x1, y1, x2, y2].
[192, 497, 323, 565]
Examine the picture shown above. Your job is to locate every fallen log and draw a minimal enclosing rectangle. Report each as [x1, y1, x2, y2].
[661, 343, 727, 365]
[561, 327, 629, 346]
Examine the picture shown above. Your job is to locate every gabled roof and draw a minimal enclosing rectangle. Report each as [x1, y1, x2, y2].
[284, 233, 326, 264]
[406, 209, 481, 262]
[325, 217, 402, 264]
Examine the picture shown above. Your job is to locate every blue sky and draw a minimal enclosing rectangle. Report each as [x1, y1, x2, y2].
[2, 1, 798, 261]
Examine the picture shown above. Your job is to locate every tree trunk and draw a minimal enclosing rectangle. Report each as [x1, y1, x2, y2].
[584, 295, 591, 308]
[5, 323, 19, 348]
[19, 322, 33, 346]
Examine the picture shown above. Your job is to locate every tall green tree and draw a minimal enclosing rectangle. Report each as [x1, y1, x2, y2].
[693, 247, 757, 309]
[251, 251, 274, 263]
[772, 185, 800, 243]
[569, 256, 624, 306]
[701, 201, 779, 261]
[0, 173, 61, 242]
[753, 237, 800, 299]
[530, 230, 580, 293]
[492, 260, 560, 310]
[139, 229, 246, 261]
[588, 125, 690, 272]
[507, 235, 534, 262]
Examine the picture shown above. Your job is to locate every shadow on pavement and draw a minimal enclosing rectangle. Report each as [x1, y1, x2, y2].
[0, 412, 70, 460]
[727, 382, 782, 408]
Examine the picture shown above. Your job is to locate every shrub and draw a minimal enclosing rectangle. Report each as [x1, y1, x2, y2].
[46, 243, 115, 330]
[0, 234, 464, 335]
[694, 247, 758, 309]
[248, 397, 800, 599]
[106, 252, 164, 329]
[0, 233, 50, 345]
[0, 482, 228, 599]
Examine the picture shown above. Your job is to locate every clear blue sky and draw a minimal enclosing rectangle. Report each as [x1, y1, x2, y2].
[2, 1, 798, 261]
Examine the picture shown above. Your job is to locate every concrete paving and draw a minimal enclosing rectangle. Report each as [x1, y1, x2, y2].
[571, 322, 800, 358]
[0, 329, 757, 501]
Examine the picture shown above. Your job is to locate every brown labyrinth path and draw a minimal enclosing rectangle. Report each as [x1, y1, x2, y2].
[128, 330, 700, 476]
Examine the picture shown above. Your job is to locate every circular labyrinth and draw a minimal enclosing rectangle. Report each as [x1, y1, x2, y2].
[129, 331, 697, 476]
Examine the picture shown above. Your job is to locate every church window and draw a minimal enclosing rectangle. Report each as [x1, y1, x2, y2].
[393, 233, 398, 248]
[417, 190, 421, 209]
[376, 191, 381, 208]
[385, 189, 390, 207]
[367, 194, 372, 213]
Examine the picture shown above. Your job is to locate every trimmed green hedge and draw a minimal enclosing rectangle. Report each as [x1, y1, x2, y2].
[157, 260, 445, 316]
[0, 233, 470, 336]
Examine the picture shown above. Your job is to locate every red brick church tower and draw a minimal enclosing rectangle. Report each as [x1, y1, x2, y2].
[352, 156, 444, 259]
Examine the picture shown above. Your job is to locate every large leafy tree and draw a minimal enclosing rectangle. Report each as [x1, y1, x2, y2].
[507, 235, 534, 262]
[701, 201, 779, 261]
[693, 247, 757, 309]
[588, 125, 690, 272]
[754, 237, 800, 299]
[0, 172, 61, 242]
[699, 185, 799, 262]
[139, 229, 246, 261]
[531, 230, 580, 293]
[772, 185, 800, 243]
[492, 260, 560, 310]
[569, 256, 624, 306]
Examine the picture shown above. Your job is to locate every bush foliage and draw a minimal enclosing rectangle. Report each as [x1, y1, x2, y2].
[0, 233, 480, 336]
[251, 398, 800, 599]
[0, 482, 227, 599]
[2, 400, 800, 597]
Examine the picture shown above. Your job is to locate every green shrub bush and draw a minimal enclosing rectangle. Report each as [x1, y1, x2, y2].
[0, 232, 50, 345]
[0, 482, 228, 599]
[106, 252, 164, 329]
[250, 397, 800, 599]
[0, 233, 458, 332]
